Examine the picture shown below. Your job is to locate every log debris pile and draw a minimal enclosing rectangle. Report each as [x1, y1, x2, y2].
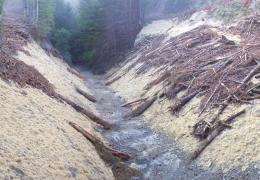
[108, 16, 260, 159]
[0, 15, 56, 97]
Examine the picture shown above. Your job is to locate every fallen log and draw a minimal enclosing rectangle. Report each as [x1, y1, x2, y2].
[191, 109, 245, 160]
[251, 89, 260, 94]
[56, 94, 112, 129]
[170, 90, 201, 114]
[69, 122, 130, 161]
[255, 73, 260, 79]
[67, 67, 84, 80]
[105, 71, 127, 86]
[165, 84, 186, 99]
[193, 96, 230, 139]
[193, 64, 260, 138]
[127, 96, 157, 117]
[76, 87, 97, 103]
[143, 71, 171, 91]
[121, 97, 148, 107]
[245, 95, 260, 100]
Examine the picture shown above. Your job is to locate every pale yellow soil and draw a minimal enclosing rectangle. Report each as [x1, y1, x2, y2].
[0, 80, 113, 179]
[0, 42, 114, 179]
[17, 41, 98, 114]
[110, 50, 260, 171]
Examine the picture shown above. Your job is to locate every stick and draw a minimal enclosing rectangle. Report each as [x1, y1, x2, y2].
[69, 122, 130, 161]
[76, 87, 97, 103]
[56, 94, 112, 129]
[127, 96, 157, 117]
[199, 83, 221, 116]
[191, 109, 245, 160]
[121, 97, 148, 107]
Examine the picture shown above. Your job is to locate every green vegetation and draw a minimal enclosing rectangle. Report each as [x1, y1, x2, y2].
[50, 0, 105, 65]
[0, 0, 4, 14]
[38, 0, 54, 36]
[71, 0, 104, 65]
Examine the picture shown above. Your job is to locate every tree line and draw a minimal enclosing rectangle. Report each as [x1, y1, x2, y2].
[0, 0, 142, 72]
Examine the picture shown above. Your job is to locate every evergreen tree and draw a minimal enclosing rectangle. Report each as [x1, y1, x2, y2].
[0, 0, 4, 14]
[38, 0, 54, 36]
[70, 0, 105, 65]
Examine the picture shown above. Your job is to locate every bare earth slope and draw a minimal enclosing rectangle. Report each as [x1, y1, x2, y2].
[0, 7, 114, 180]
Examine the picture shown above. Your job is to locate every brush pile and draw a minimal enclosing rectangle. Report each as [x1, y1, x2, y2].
[0, 15, 56, 96]
[0, 14, 112, 129]
[112, 16, 260, 142]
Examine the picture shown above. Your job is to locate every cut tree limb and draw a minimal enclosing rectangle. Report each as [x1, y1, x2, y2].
[127, 96, 157, 117]
[56, 94, 112, 129]
[67, 67, 84, 79]
[121, 97, 148, 107]
[165, 84, 186, 99]
[69, 122, 130, 161]
[105, 71, 127, 86]
[76, 87, 97, 103]
[144, 71, 171, 91]
[170, 90, 201, 114]
[191, 109, 245, 160]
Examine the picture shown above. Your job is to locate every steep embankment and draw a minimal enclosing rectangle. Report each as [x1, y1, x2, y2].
[107, 11, 260, 173]
[0, 12, 115, 180]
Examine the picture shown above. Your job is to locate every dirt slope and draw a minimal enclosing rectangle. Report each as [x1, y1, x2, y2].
[0, 9, 114, 180]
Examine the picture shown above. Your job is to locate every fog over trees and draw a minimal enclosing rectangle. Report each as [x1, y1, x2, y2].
[1, 0, 216, 72]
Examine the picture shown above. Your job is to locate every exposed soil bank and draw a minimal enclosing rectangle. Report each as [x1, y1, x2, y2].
[80, 70, 260, 179]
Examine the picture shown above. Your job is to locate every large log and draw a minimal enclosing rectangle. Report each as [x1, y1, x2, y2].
[69, 122, 130, 161]
[67, 67, 84, 79]
[164, 84, 186, 99]
[191, 109, 245, 160]
[170, 90, 200, 114]
[56, 94, 112, 129]
[105, 71, 127, 86]
[127, 96, 157, 117]
[76, 87, 97, 103]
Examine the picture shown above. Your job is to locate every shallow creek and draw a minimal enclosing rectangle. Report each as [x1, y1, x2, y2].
[81, 71, 259, 180]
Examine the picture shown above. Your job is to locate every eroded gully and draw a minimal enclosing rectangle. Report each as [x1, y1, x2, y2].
[80, 71, 258, 180]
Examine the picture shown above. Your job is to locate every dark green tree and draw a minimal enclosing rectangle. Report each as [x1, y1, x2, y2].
[38, 0, 54, 36]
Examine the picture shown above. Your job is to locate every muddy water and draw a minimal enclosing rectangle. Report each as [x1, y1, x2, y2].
[81, 71, 259, 180]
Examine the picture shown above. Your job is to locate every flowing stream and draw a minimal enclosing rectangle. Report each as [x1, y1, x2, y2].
[80, 71, 259, 180]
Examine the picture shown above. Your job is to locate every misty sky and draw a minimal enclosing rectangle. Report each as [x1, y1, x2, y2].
[64, 0, 79, 9]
